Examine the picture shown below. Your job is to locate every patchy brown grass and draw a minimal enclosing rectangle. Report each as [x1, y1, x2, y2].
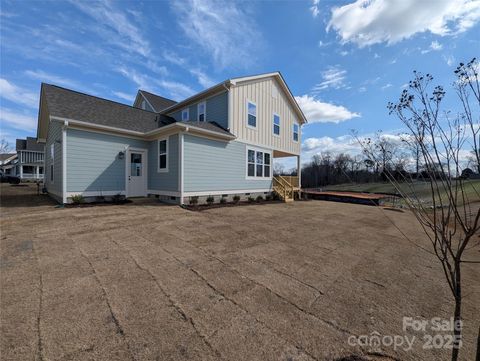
[1, 183, 479, 360]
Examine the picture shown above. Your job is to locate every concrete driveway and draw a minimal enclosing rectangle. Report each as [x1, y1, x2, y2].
[1, 184, 479, 360]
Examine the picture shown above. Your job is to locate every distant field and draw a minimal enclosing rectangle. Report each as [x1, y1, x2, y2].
[323, 180, 480, 205]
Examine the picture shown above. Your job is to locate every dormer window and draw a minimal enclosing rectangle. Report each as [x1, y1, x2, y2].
[182, 108, 189, 121]
[141, 100, 146, 110]
[197, 102, 206, 121]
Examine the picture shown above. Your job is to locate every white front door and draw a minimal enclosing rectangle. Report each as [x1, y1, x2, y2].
[127, 150, 147, 197]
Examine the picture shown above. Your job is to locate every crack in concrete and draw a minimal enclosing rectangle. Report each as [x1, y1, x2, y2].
[107, 236, 223, 360]
[76, 246, 137, 361]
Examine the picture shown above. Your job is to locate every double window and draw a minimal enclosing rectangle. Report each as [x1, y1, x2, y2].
[247, 101, 256, 128]
[181, 108, 189, 121]
[158, 138, 168, 172]
[273, 114, 280, 135]
[247, 149, 271, 178]
[197, 102, 206, 121]
[293, 123, 299, 142]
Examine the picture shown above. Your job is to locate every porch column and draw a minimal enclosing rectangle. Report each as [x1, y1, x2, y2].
[297, 155, 301, 188]
[36, 166, 39, 179]
[19, 165, 23, 179]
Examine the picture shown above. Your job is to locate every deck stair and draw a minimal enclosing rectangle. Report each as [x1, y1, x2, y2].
[273, 175, 300, 202]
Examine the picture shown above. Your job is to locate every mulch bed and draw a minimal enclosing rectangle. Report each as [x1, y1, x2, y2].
[64, 200, 132, 208]
[182, 200, 283, 211]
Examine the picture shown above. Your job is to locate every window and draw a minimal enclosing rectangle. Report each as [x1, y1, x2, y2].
[50, 143, 54, 160]
[158, 138, 168, 172]
[247, 101, 256, 128]
[197, 102, 206, 121]
[293, 123, 299, 142]
[181, 108, 189, 121]
[141, 100, 146, 110]
[247, 148, 271, 178]
[50, 165, 54, 182]
[273, 114, 280, 135]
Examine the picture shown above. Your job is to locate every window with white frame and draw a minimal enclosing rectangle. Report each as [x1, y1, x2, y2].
[247, 149, 271, 178]
[50, 143, 54, 160]
[197, 102, 206, 121]
[247, 101, 256, 127]
[293, 123, 299, 142]
[273, 114, 280, 135]
[158, 138, 168, 172]
[181, 108, 189, 121]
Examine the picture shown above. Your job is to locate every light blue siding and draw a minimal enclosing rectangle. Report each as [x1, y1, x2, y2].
[44, 120, 63, 198]
[66, 129, 148, 192]
[168, 91, 228, 128]
[148, 134, 179, 192]
[183, 134, 272, 192]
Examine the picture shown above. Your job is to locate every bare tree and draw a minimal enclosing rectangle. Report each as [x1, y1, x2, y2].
[360, 67, 479, 361]
[0, 138, 12, 154]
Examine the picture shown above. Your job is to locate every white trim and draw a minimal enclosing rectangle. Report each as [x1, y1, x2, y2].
[197, 101, 206, 122]
[157, 137, 169, 173]
[246, 99, 257, 129]
[245, 146, 272, 180]
[68, 124, 146, 140]
[183, 189, 271, 197]
[234, 139, 300, 156]
[161, 85, 229, 114]
[139, 91, 156, 112]
[181, 108, 189, 121]
[228, 87, 233, 130]
[273, 113, 280, 137]
[179, 132, 184, 204]
[66, 190, 126, 197]
[50, 116, 145, 136]
[147, 189, 180, 197]
[126, 147, 148, 198]
[62, 121, 68, 203]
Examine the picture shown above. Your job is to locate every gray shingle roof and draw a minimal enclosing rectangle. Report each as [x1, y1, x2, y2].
[139, 90, 177, 112]
[41, 84, 233, 137]
[0, 153, 16, 162]
[16, 137, 44, 151]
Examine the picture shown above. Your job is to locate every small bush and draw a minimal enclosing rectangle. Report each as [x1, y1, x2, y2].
[233, 195, 240, 204]
[248, 196, 255, 203]
[220, 197, 227, 204]
[112, 193, 124, 204]
[256, 195, 263, 203]
[206, 196, 215, 205]
[272, 192, 280, 201]
[71, 194, 85, 204]
[265, 194, 272, 201]
[189, 196, 199, 206]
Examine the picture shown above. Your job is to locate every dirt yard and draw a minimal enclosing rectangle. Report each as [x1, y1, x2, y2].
[1, 184, 479, 361]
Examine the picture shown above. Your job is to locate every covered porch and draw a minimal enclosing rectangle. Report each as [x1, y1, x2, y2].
[272, 150, 301, 202]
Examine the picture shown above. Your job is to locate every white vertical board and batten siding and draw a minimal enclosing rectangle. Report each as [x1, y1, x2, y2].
[230, 77, 301, 155]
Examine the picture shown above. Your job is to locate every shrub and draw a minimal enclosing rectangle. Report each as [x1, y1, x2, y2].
[112, 193, 124, 204]
[272, 192, 281, 201]
[220, 197, 227, 204]
[189, 196, 199, 206]
[233, 195, 240, 204]
[265, 194, 272, 201]
[247, 196, 255, 203]
[256, 195, 264, 203]
[206, 196, 215, 205]
[71, 194, 85, 204]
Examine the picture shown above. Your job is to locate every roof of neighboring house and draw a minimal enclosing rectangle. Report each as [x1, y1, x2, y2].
[0, 153, 16, 162]
[16, 137, 44, 152]
[40, 84, 233, 138]
[137, 90, 177, 112]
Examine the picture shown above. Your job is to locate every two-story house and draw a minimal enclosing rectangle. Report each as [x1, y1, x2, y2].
[13, 137, 45, 181]
[36, 72, 306, 204]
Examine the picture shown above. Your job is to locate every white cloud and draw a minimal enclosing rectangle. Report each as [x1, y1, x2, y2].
[381, 83, 393, 90]
[310, 0, 320, 17]
[171, 0, 262, 69]
[443, 54, 456, 66]
[0, 79, 38, 108]
[358, 86, 367, 92]
[190, 69, 216, 89]
[421, 40, 444, 54]
[0, 108, 37, 131]
[327, 0, 480, 47]
[302, 135, 361, 156]
[112, 91, 135, 103]
[312, 65, 347, 92]
[71, 0, 150, 57]
[295, 95, 360, 124]
[24, 70, 80, 89]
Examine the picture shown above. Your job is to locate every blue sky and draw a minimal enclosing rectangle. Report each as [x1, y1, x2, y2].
[1, 0, 479, 165]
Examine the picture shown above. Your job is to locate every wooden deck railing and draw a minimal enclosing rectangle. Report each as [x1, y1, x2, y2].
[273, 175, 300, 202]
[279, 176, 299, 188]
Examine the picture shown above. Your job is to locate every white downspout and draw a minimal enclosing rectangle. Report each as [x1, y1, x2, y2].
[62, 120, 68, 204]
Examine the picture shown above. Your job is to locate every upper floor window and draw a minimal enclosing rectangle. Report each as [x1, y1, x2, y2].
[197, 102, 206, 121]
[273, 114, 280, 136]
[158, 138, 168, 172]
[293, 123, 299, 142]
[182, 108, 189, 121]
[50, 144, 54, 160]
[247, 101, 256, 128]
